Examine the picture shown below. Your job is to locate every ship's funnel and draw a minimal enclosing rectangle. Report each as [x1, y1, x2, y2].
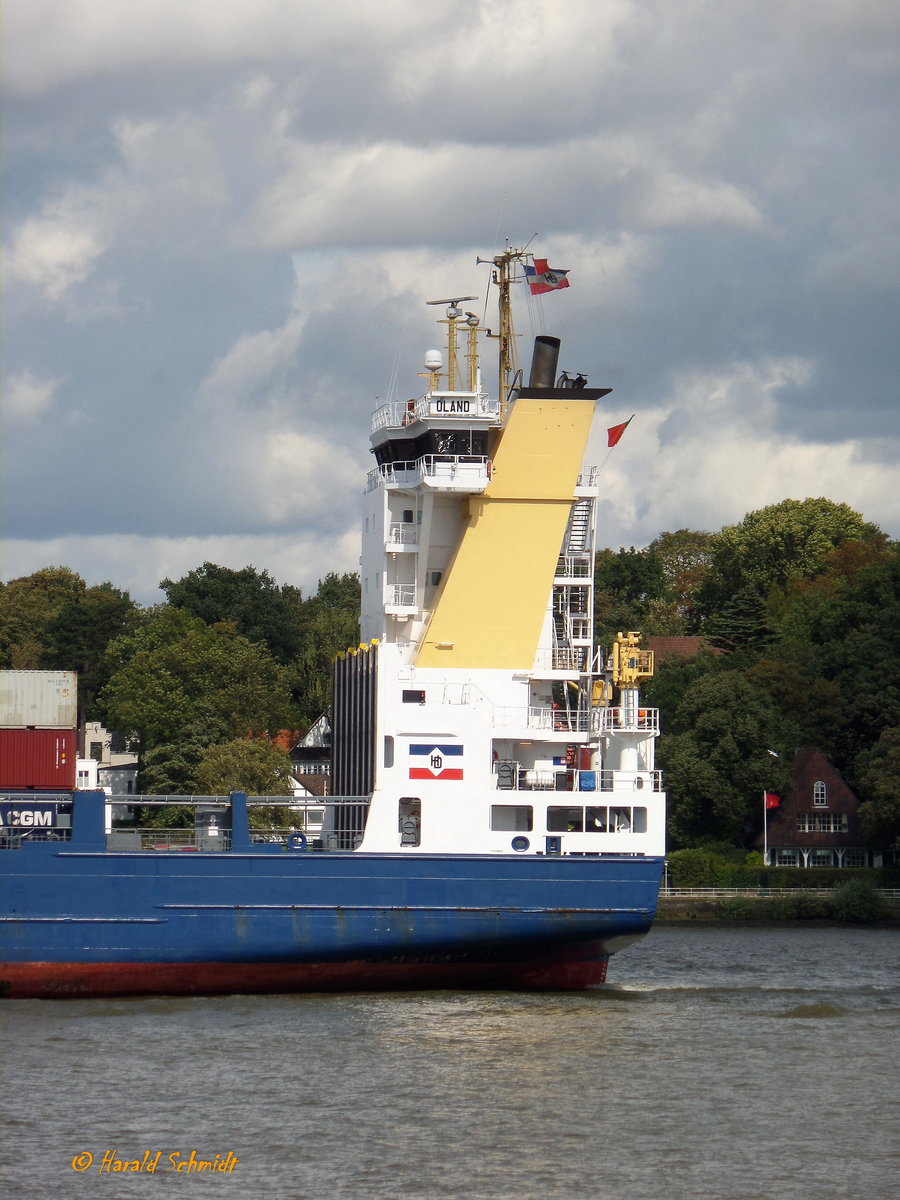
[528, 336, 561, 388]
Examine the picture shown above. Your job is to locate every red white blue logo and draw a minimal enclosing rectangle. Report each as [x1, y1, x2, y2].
[409, 744, 464, 781]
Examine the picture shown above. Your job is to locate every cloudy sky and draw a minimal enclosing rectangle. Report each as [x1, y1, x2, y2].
[3, 0, 898, 604]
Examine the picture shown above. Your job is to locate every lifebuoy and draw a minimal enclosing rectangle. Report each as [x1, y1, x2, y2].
[287, 832, 308, 852]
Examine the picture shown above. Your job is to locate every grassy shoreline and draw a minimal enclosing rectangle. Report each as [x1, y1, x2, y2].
[657, 893, 900, 925]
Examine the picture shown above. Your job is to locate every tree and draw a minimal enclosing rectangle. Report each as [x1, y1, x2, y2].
[161, 562, 305, 664]
[0, 566, 87, 668]
[697, 498, 885, 620]
[99, 609, 295, 753]
[855, 725, 900, 854]
[593, 546, 679, 646]
[646, 529, 715, 627]
[193, 738, 294, 796]
[704, 585, 775, 654]
[43, 583, 137, 713]
[139, 740, 209, 795]
[658, 673, 794, 846]
[292, 573, 360, 722]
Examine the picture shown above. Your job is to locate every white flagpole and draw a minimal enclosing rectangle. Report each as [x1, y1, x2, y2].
[763, 790, 768, 866]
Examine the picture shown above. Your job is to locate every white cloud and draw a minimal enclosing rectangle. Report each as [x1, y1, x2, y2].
[1, 530, 362, 605]
[3, 369, 64, 422]
[4, 212, 106, 301]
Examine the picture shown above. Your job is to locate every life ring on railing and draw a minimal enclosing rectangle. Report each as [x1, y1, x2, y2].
[287, 832, 308, 852]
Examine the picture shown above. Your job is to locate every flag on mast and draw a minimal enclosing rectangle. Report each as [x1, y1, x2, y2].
[765, 792, 781, 809]
[607, 416, 633, 447]
[525, 258, 570, 295]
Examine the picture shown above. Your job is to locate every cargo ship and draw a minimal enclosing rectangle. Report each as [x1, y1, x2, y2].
[0, 247, 665, 998]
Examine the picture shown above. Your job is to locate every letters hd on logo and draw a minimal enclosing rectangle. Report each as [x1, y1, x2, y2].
[409, 744, 464, 781]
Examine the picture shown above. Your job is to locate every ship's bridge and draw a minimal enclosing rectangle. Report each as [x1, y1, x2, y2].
[371, 391, 501, 434]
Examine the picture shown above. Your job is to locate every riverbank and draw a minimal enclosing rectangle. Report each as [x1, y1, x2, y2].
[658, 890, 900, 924]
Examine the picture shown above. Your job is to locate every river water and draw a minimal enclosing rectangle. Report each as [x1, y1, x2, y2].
[2, 925, 897, 1200]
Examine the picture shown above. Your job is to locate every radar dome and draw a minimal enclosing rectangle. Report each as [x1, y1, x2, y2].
[424, 350, 443, 371]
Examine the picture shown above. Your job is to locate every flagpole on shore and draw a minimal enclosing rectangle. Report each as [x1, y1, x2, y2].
[763, 790, 768, 866]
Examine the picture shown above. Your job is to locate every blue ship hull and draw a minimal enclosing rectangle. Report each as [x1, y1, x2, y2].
[1, 796, 662, 997]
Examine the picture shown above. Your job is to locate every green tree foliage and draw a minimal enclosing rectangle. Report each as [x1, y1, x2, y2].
[43, 583, 136, 710]
[161, 562, 305, 664]
[697, 498, 885, 620]
[593, 546, 681, 647]
[704, 585, 775, 654]
[293, 573, 361, 722]
[647, 529, 715, 627]
[855, 725, 900, 853]
[743, 660, 843, 759]
[99, 609, 294, 753]
[139, 740, 209, 795]
[659, 673, 793, 846]
[0, 567, 88, 668]
[193, 738, 294, 796]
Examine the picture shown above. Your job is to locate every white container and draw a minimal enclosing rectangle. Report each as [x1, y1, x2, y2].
[0, 670, 78, 729]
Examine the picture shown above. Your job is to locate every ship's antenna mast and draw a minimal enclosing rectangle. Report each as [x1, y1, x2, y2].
[477, 237, 535, 408]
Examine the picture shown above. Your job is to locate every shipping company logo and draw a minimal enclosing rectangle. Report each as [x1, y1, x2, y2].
[0, 804, 61, 828]
[409, 744, 464, 781]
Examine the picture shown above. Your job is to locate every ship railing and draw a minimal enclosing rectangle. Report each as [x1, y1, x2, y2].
[418, 455, 491, 490]
[576, 466, 599, 489]
[386, 583, 417, 609]
[367, 456, 491, 493]
[578, 770, 664, 793]
[1, 827, 73, 849]
[494, 761, 562, 791]
[248, 796, 369, 852]
[596, 707, 660, 733]
[387, 521, 418, 546]
[531, 647, 589, 672]
[0, 792, 74, 849]
[554, 554, 593, 579]
[104, 796, 370, 853]
[370, 394, 501, 431]
[493, 706, 593, 733]
[107, 827, 234, 852]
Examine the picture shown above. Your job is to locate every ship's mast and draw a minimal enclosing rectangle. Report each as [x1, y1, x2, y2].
[478, 244, 531, 408]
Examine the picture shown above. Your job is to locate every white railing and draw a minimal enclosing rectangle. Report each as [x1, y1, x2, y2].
[387, 522, 418, 546]
[579, 770, 664, 793]
[555, 554, 593, 578]
[596, 707, 660, 733]
[368, 456, 490, 493]
[386, 584, 416, 608]
[370, 394, 501, 432]
[494, 706, 593, 733]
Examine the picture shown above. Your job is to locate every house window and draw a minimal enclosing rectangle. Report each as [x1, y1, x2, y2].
[811, 849, 834, 867]
[776, 850, 799, 867]
[844, 849, 867, 868]
[813, 781, 828, 807]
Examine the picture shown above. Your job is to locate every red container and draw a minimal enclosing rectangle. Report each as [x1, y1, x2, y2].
[0, 729, 77, 790]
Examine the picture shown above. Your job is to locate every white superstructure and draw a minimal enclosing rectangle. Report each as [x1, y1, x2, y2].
[332, 261, 666, 862]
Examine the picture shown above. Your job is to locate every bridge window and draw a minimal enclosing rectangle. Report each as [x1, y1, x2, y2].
[491, 805, 533, 832]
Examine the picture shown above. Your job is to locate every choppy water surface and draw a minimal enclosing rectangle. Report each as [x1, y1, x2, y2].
[2, 926, 897, 1200]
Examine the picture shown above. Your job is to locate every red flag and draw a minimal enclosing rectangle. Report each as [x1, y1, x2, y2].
[607, 417, 633, 447]
[765, 792, 780, 809]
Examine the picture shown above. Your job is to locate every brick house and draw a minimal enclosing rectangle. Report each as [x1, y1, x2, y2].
[762, 747, 869, 868]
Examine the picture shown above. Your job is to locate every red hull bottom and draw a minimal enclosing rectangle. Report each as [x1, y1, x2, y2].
[2, 953, 609, 999]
